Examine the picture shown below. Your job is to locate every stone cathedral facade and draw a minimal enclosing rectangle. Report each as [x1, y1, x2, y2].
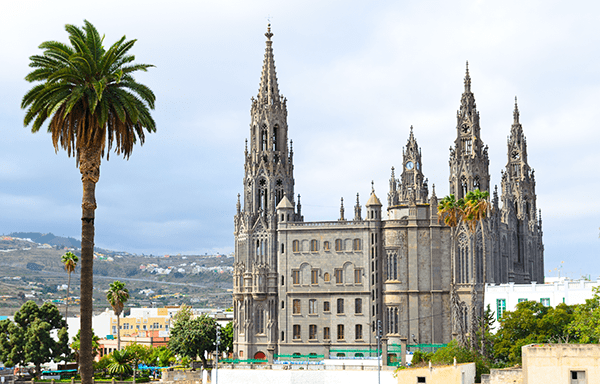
[232, 27, 544, 361]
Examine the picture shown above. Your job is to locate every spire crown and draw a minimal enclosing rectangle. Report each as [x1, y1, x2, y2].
[257, 24, 281, 105]
[513, 96, 520, 124]
[464, 61, 471, 92]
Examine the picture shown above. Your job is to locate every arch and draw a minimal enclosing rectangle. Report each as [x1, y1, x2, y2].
[335, 239, 343, 251]
[254, 351, 266, 360]
[355, 353, 364, 357]
[336, 353, 346, 357]
[292, 240, 300, 253]
[323, 272, 330, 282]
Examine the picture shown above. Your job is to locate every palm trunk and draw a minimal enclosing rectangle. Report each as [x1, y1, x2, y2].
[117, 314, 121, 351]
[79, 146, 101, 384]
[65, 272, 71, 320]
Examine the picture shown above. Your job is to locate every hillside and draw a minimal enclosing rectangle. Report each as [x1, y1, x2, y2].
[0, 234, 234, 316]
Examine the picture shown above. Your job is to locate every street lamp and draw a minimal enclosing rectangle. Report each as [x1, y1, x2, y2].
[215, 325, 220, 384]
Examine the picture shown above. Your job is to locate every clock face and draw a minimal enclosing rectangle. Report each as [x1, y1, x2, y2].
[512, 151, 520, 160]
[406, 161, 414, 170]
[461, 124, 470, 134]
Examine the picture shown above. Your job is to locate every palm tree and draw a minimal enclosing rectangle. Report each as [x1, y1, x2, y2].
[437, 194, 467, 346]
[107, 349, 133, 380]
[107, 280, 130, 351]
[463, 188, 491, 354]
[61, 251, 79, 319]
[21, 20, 155, 384]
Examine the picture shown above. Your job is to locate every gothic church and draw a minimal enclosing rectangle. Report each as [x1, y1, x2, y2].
[232, 26, 544, 361]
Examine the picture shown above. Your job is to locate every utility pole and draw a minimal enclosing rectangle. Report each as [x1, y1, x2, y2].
[377, 319, 382, 384]
[215, 325, 220, 384]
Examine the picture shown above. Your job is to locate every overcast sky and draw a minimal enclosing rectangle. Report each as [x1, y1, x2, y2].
[0, 1, 598, 279]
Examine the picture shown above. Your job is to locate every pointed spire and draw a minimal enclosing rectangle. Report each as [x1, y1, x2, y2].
[339, 197, 345, 221]
[236, 193, 241, 214]
[245, 139, 248, 157]
[513, 96, 520, 124]
[297, 193, 302, 217]
[371, 180, 375, 194]
[354, 193, 362, 221]
[258, 23, 280, 105]
[464, 61, 471, 92]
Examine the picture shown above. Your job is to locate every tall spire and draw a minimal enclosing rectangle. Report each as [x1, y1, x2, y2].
[464, 61, 471, 92]
[258, 23, 281, 106]
[513, 96, 520, 125]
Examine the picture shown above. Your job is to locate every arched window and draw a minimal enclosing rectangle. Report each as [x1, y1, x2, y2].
[292, 240, 300, 253]
[355, 324, 363, 340]
[337, 324, 344, 340]
[353, 239, 361, 251]
[310, 240, 319, 252]
[355, 298, 362, 314]
[323, 272, 330, 282]
[256, 307, 264, 334]
[324, 241, 330, 251]
[261, 125, 267, 151]
[293, 299, 301, 314]
[273, 125, 279, 151]
[335, 239, 343, 252]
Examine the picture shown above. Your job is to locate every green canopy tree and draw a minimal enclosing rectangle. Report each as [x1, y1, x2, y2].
[220, 322, 234, 355]
[22, 20, 155, 384]
[61, 251, 79, 319]
[106, 281, 130, 351]
[0, 301, 69, 377]
[168, 307, 217, 368]
[568, 286, 600, 343]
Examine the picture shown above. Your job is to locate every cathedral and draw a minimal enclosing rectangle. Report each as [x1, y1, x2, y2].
[232, 26, 544, 362]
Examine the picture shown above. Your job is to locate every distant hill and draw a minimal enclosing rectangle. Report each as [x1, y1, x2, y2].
[8, 232, 81, 248]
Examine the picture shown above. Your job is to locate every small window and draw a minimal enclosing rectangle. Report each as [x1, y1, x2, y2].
[417, 377, 426, 383]
[323, 301, 331, 312]
[310, 239, 319, 252]
[337, 324, 344, 340]
[292, 270, 300, 285]
[337, 298, 344, 314]
[571, 370, 586, 384]
[293, 325, 301, 340]
[324, 272, 330, 282]
[292, 240, 300, 253]
[541, 298, 550, 307]
[335, 239, 343, 251]
[281, 243, 284, 253]
[355, 298, 362, 314]
[309, 324, 317, 340]
[518, 298, 527, 303]
[324, 241, 330, 251]
[335, 269, 343, 284]
[496, 299, 506, 321]
[354, 269, 362, 284]
[311, 269, 319, 285]
[353, 239, 361, 251]
[281, 300, 284, 309]
[323, 327, 330, 340]
[355, 324, 363, 340]
[309, 299, 317, 314]
[293, 299, 301, 314]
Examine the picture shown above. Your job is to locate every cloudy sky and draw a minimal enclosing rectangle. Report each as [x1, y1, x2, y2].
[0, 1, 598, 279]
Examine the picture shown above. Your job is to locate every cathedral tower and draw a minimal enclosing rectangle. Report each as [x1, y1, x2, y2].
[233, 25, 297, 361]
[449, 63, 490, 199]
[500, 98, 544, 283]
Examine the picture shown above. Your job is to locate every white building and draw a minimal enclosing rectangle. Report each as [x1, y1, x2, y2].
[485, 278, 600, 330]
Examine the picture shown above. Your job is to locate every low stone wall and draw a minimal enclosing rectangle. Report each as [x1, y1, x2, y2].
[161, 370, 202, 384]
[394, 363, 476, 384]
[481, 368, 523, 384]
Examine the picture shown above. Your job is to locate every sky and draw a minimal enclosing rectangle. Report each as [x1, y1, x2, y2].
[0, 1, 598, 279]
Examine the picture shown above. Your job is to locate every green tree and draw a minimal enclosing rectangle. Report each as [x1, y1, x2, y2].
[124, 343, 151, 379]
[22, 20, 155, 384]
[568, 286, 600, 343]
[71, 329, 100, 363]
[148, 346, 174, 367]
[107, 349, 133, 379]
[494, 301, 575, 366]
[0, 301, 69, 377]
[168, 307, 217, 368]
[61, 251, 79, 319]
[220, 322, 234, 355]
[106, 281, 130, 351]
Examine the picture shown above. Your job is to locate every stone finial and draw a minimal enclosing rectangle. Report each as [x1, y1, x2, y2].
[236, 193, 241, 214]
[339, 197, 345, 221]
[265, 23, 273, 41]
[354, 193, 362, 221]
[464, 60, 471, 91]
[513, 96, 520, 124]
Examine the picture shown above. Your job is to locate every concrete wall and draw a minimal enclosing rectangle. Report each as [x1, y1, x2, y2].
[522, 344, 600, 384]
[212, 366, 397, 384]
[395, 363, 475, 384]
[161, 369, 202, 383]
[481, 368, 523, 384]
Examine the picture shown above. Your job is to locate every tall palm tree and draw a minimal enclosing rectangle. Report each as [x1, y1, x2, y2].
[437, 194, 468, 346]
[21, 20, 155, 384]
[107, 280, 130, 351]
[464, 188, 491, 354]
[61, 251, 79, 319]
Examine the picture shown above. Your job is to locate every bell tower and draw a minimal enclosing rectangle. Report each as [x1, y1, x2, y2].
[449, 63, 490, 198]
[500, 98, 544, 283]
[233, 24, 297, 361]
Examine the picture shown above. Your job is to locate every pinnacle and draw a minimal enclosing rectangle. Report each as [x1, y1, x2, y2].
[464, 61, 471, 92]
[257, 24, 280, 104]
[513, 96, 520, 124]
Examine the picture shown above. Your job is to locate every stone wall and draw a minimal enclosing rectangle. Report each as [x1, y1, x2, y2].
[394, 363, 475, 384]
[481, 368, 523, 384]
